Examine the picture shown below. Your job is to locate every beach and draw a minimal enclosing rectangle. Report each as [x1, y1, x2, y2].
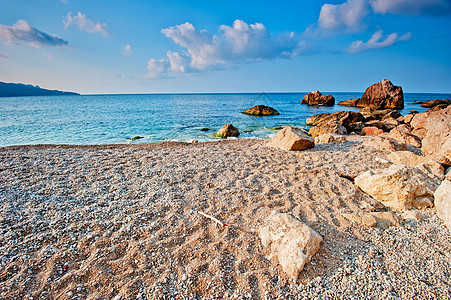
[1, 138, 450, 299]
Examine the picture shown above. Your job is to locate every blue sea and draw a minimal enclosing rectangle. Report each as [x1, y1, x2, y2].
[0, 92, 449, 147]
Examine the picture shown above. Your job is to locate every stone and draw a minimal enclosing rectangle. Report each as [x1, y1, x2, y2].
[381, 110, 403, 120]
[403, 113, 416, 124]
[259, 210, 322, 280]
[388, 128, 422, 148]
[309, 119, 347, 138]
[267, 126, 314, 151]
[301, 91, 335, 106]
[242, 105, 280, 116]
[355, 164, 439, 212]
[337, 98, 360, 107]
[315, 133, 346, 144]
[366, 211, 402, 229]
[216, 124, 239, 138]
[396, 124, 412, 134]
[306, 113, 331, 126]
[306, 111, 364, 128]
[434, 179, 451, 228]
[362, 136, 407, 152]
[387, 151, 444, 179]
[420, 99, 451, 108]
[346, 121, 365, 133]
[363, 109, 397, 121]
[361, 214, 377, 228]
[361, 126, 384, 136]
[357, 79, 404, 109]
[402, 210, 423, 222]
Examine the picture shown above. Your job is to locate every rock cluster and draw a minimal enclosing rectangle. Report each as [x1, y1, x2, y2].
[338, 79, 404, 109]
[242, 105, 280, 116]
[301, 91, 335, 106]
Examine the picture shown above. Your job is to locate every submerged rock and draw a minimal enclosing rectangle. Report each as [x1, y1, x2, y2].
[128, 136, 144, 140]
[301, 91, 335, 106]
[242, 105, 280, 116]
[259, 210, 322, 280]
[216, 124, 239, 138]
[267, 126, 314, 151]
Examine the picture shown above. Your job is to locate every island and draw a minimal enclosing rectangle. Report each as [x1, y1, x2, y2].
[0, 81, 79, 97]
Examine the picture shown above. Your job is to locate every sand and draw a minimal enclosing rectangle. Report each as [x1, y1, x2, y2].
[1, 138, 450, 299]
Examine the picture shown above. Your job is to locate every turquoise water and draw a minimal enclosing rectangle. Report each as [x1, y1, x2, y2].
[0, 92, 449, 146]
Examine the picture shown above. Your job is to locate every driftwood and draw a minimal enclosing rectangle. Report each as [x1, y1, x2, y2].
[198, 211, 230, 227]
[252, 169, 283, 185]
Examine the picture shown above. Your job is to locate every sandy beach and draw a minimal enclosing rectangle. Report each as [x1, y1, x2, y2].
[1, 137, 450, 299]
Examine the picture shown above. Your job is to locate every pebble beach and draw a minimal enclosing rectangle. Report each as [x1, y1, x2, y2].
[1, 138, 450, 299]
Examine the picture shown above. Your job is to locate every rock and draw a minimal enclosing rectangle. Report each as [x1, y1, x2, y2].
[403, 113, 416, 124]
[128, 136, 144, 140]
[309, 119, 347, 138]
[381, 110, 403, 121]
[361, 126, 384, 136]
[387, 151, 444, 179]
[388, 128, 422, 148]
[420, 106, 451, 167]
[362, 136, 407, 152]
[396, 124, 412, 134]
[434, 179, 451, 228]
[420, 99, 451, 108]
[358, 79, 404, 109]
[200, 128, 210, 131]
[259, 210, 322, 280]
[365, 119, 398, 132]
[216, 124, 239, 138]
[242, 105, 280, 116]
[267, 126, 314, 151]
[361, 214, 377, 228]
[363, 109, 398, 121]
[315, 133, 346, 144]
[402, 210, 423, 222]
[346, 121, 365, 133]
[355, 164, 439, 212]
[301, 91, 335, 106]
[366, 211, 402, 229]
[306, 113, 331, 126]
[337, 98, 360, 107]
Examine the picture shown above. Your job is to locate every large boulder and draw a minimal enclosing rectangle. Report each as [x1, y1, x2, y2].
[434, 180, 451, 228]
[309, 119, 347, 138]
[216, 124, 239, 138]
[259, 211, 322, 280]
[306, 111, 364, 129]
[267, 126, 314, 151]
[420, 106, 451, 166]
[355, 164, 439, 212]
[338, 80, 404, 109]
[242, 105, 280, 116]
[387, 151, 444, 179]
[301, 91, 335, 106]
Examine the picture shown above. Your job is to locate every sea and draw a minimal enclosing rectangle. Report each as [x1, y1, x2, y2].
[0, 92, 449, 147]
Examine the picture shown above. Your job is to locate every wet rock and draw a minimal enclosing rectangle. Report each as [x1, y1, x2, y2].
[242, 105, 280, 116]
[267, 126, 314, 151]
[301, 91, 335, 106]
[216, 124, 239, 138]
[355, 164, 439, 212]
[259, 210, 322, 280]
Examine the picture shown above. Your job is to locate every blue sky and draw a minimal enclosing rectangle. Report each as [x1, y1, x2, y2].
[0, 0, 450, 94]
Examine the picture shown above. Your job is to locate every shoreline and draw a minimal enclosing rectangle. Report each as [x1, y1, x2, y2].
[1, 137, 450, 298]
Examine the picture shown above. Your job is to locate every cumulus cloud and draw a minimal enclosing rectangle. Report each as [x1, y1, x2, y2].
[147, 20, 310, 77]
[0, 20, 69, 48]
[348, 29, 412, 52]
[318, 0, 370, 31]
[370, 0, 451, 15]
[63, 12, 108, 36]
[122, 44, 132, 56]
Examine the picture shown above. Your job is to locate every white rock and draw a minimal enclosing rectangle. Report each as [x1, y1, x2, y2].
[355, 164, 439, 212]
[266, 126, 314, 151]
[314, 133, 346, 144]
[434, 179, 451, 229]
[387, 151, 444, 180]
[259, 210, 322, 280]
[402, 210, 423, 222]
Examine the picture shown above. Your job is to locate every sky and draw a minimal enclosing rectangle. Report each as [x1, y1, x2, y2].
[0, 0, 450, 94]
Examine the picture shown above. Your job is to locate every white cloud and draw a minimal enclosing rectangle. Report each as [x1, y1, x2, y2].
[63, 12, 108, 36]
[348, 29, 412, 52]
[0, 20, 69, 48]
[147, 20, 310, 77]
[318, 0, 370, 31]
[122, 44, 132, 56]
[370, 0, 451, 15]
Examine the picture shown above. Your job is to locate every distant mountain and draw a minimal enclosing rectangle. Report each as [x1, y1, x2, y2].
[0, 82, 79, 97]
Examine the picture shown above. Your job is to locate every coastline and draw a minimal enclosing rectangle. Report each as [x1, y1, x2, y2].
[1, 137, 450, 298]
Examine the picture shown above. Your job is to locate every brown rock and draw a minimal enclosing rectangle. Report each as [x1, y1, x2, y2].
[267, 126, 314, 151]
[309, 119, 347, 138]
[216, 124, 239, 138]
[361, 126, 384, 136]
[388, 128, 422, 148]
[337, 98, 360, 107]
[358, 79, 404, 109]
[346, 121, 365, 133]
[381, 110, 403, 121]
[306, 113, 331, 126]
[420, 99, 451, 108]
[403, 113, 416, 124]
[363, 109, 398, 121]
[306, 111, 364, 131]
[421, 106, 451, 167]
[242, 105, 280, 116]
[301, 91, 335, 106]
[314, 133, 346, 144]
